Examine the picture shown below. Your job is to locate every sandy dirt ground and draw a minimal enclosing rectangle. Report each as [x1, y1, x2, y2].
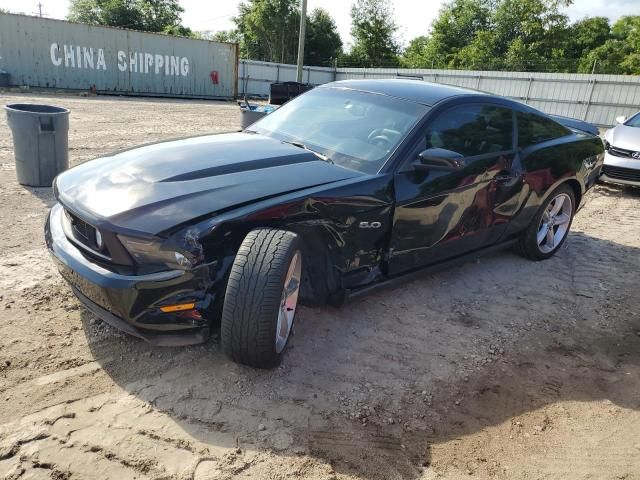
[0, 93, 639, 480]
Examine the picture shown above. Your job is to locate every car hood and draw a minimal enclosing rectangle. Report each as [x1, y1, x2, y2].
[606, 125, 640, 150]
[55, 132, 361, 235]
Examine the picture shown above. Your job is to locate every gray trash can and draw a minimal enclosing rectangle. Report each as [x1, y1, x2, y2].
[0, 70, 9, 87]
[4, 103, 70, 187]
[239, 104, 276, 130]
[240, 107, 267, 129]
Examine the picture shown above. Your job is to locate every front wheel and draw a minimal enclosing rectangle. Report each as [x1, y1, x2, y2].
[221, 228, 302, 368]
[516, 184, 575, 260]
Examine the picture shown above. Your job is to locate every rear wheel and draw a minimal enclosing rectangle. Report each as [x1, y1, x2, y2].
[516, 184, 575, 260]
[221, 228, 302, 368]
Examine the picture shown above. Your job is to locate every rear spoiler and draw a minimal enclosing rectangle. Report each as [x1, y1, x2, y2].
[549, 115, 599, 136]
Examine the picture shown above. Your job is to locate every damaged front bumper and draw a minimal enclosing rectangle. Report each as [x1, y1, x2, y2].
[45, 203, 220, 346]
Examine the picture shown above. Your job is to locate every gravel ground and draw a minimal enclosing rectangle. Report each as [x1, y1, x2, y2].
[0, 93, 639, 480]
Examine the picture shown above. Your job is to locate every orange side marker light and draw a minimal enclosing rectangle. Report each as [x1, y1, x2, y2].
[160, 303, 196, 313]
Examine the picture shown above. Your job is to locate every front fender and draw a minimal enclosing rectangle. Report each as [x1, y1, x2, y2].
[195, 174, 395, 305]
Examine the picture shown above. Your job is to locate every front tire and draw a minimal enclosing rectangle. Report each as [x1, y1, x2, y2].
[516, 184, 575, 260]
[221, 228, 302, 368]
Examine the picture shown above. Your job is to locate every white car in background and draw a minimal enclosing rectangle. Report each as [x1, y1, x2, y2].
[601, 113, 640, 186]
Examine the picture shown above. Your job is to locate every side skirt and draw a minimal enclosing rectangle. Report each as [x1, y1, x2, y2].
[345, 239, 518, 301]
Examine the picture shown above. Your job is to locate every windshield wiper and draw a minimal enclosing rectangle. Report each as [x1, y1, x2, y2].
[283, 140, 334, 164]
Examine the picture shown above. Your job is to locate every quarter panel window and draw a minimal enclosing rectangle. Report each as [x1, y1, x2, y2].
[426, 104, 514, 157]
[517, 111, 571, 147]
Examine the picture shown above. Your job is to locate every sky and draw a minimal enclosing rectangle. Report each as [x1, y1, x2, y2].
[0, 0, 638, 48]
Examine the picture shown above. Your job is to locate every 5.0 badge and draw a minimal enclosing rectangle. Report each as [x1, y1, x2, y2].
[359, 221, 382, 229]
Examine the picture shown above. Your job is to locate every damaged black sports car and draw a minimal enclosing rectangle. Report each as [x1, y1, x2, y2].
[45, 79, 604, 368]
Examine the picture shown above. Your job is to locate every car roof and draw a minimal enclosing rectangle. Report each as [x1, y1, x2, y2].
[321, 79, 489, 107]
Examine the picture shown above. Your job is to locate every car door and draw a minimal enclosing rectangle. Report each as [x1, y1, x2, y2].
[388, 101, 519, 275]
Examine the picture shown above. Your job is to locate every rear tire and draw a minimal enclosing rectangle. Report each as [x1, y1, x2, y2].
[221, 228, 302, 368]
[516, 184, 575, 261]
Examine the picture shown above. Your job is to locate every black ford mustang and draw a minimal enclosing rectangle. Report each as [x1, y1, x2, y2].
[45, 80, 603, 368]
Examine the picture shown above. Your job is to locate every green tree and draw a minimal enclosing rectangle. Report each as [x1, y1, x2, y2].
[493, 0, 570, 71]
[613, 16, 640, 74]
[234, 0, 300, 63]
[345, 0, 399, 67]
[577, 16, 640, 74]
[568, 17, 611, 59]
[305, 8, 342, 66]
[545, 0, 573, 6]
[202, 30, 242, 44]
[401, 0, 640, 74]
[578, 39, 626, 74]
[234, 1, 342, 66]
[415, 0, 575, 72]
[401, 36, 430, 68]
[68, 0, 192, 35]
[427, 0, 493, 67]
[611, 15, 640, 43]
[503, 37, 546, 71]
[455, 30, 502, 70]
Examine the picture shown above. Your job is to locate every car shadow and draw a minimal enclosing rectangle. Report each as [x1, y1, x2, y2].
[81, 228, 640, 479]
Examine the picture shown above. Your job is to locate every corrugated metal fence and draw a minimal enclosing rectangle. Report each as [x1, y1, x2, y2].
[240, 60, 640, 127]
[337, 68, 640, 127]
[0, 13, 238, 99]
[238, 59, 334, 97]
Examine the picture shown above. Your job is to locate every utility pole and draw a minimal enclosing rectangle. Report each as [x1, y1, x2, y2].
[295, 0, 307, 83]
[37, 2, 43, 17]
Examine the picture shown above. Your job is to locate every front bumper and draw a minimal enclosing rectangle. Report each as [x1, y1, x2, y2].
[600, 151, 640, 186]
[45, 203, 219, 345]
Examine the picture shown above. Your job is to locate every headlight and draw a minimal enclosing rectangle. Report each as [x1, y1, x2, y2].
[118, 233, 200, 270]
[603, 139, 610, 152]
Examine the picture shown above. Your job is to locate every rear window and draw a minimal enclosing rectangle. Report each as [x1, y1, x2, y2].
[517, 111, 570, 147]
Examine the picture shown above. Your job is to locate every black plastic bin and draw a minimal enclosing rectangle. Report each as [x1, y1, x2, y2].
[269, 82, 314, 105]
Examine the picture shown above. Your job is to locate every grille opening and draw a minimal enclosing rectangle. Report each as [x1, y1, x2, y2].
[65, 210, 98, 248]
[608, 145, 638, 159]
[62, 209, 113, 261]
[61, 208, 137, 274]
[602, 165, 640, 182]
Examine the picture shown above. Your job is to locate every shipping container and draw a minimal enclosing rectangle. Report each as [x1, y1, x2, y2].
[0, 13, 238, 99]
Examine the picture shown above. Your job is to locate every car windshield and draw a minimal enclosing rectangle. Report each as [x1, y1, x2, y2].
[250, 87, 429, 174]
[625, 113, 640, 127]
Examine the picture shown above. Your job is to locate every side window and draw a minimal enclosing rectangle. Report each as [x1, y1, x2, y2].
[517, 111, 570, 147]
[426, 104, 514, 157]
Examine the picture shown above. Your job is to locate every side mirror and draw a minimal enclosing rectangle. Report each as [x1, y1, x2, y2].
[616, 115, 627, 124]
[413, 148, 465, 172]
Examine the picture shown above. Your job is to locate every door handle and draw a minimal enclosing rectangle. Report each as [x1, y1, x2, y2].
[493, 171, 522, 183]
[494, 173, 516, 183]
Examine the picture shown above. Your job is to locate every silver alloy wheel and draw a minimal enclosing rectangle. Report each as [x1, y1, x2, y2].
[537, 193, 572, 254]
[275, 251, 301, 353]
